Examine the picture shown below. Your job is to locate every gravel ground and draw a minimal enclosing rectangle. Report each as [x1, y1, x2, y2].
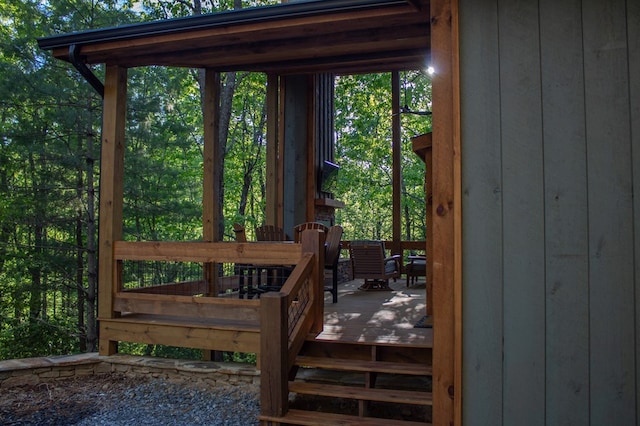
[0, 374, 260, 425]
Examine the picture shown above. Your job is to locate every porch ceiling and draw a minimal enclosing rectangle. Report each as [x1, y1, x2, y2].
[38, 0, 430, 75]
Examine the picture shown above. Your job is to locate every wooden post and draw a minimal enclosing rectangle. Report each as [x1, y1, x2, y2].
[260, 291, 288, 418]
[98, 64, 127, 356]
[412, 132, 434, 318]
[425, 144, 434, 317]
[431, 0, 461, 424]
[202, 69, 221, 362]
[301, 229, 325, 333]
[266, 73, 280, 226]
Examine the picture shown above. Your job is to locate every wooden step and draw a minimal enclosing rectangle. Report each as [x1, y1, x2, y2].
[260, 409, 431, 425]
[295, 355, 432, 376]
[288, 382, 432, 406]
[301, 340, 432, 364]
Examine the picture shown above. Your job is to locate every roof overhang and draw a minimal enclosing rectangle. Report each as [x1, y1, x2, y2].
[38, 0, 430, 75]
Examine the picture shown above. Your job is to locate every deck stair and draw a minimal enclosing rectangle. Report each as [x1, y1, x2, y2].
[260, 339, 433, 425]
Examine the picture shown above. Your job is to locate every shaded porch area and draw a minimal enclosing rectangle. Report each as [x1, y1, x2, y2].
[318, 277, 430, 347]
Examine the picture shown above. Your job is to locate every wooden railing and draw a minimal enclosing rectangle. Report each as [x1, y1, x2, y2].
[259, 230, 325, 418]
[100, 236, 323, 353]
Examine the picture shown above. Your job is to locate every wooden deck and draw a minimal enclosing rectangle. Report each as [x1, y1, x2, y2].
[317, 276, 432, 348]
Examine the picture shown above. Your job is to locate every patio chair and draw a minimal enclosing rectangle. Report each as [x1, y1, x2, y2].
[405, 254, 426, 287]
[293, 222, 329, 243]
[324, 225, 343, 303]
[232, 223, 259, 298]
[232, 222, 247, 242]
[255, 224, 290, 241]
[349, 240, 401, 291]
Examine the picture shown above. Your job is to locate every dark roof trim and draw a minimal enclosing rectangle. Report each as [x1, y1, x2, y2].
[38, 0, 413, 50]
[69, 44, 104, 98]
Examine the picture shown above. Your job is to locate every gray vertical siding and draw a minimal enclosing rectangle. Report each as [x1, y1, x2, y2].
[631, 1, 640, 421]
[539, 1, 590, 424]
[583, 1, 635, 423]
[460, 0, 503, 423]
[460, 0, 639, 424]
[498, 1, 545, 424]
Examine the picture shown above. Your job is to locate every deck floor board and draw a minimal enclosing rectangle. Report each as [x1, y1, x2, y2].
[317, 277, 431, 347]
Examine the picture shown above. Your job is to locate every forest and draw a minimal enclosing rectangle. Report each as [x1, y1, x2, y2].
[0, 0, 431, 361]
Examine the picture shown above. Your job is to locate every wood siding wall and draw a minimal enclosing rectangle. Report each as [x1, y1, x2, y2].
[459, 1, 639, 424]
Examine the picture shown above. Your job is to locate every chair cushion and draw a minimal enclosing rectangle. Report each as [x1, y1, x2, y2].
[384, 259, 397, 274]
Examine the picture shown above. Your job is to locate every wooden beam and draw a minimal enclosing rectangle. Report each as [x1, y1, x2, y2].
[260, 292, 289, 417]
[412, 132, 434, 316]
[113, 293, 260, 322]
[431, 0, 461, 425]
[97, 65, 127, 356]
[110, 24, 429, 69]
[100, 317, 259, 354]
[113, 241, 303, 265]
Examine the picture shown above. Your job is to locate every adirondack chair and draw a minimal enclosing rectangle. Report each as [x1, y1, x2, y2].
[293, 222, 329, 243]
[232, 223, 259, 298]
[251, 224, 292, 295]
[323, 225, 343, 303]
[232, 222, 247, 242]
[255, 224, 290, 241]
[349, 240, 400, 291]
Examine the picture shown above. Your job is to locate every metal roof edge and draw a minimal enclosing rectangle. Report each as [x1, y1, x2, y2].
[37, 0, 412, 50]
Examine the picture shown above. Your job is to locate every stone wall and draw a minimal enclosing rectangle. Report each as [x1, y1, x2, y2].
[337, 257, 352, 283]
[0, 353, 259, 391]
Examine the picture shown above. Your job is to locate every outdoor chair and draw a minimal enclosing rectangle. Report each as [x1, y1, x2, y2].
[232, 223, 259, 298]
[405, 254, 426, 287]
[349, 240, 401, 291]
[255, 224, 290, 241]
[323, 225, 343, 303]
[250, 224, 292, 295]
[293, 222, 329, 243]
[232, 222, 247, 242]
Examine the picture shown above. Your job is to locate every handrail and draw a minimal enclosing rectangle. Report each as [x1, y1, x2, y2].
[113, 240, 303, 264]
[260, 230, 324, 418]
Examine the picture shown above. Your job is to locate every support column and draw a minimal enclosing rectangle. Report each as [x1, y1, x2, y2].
[98, 65, 127, 356]
[266, 73, 281, 226]
[431, 0, 461, 424]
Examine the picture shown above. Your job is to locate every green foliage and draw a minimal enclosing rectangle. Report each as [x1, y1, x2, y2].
[118, 342, 203, 361]
[335, 71, 431, 241]
[0, 317, 78, 359]
[123, 66, 204, 241]
[117, 342, 256, 365]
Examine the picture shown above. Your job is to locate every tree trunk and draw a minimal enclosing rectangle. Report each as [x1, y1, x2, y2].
[85, 103, 98, 352]
[239, 100, 267, 217]
[27, 151, 45, 322]
[76, 153, 86, 352]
